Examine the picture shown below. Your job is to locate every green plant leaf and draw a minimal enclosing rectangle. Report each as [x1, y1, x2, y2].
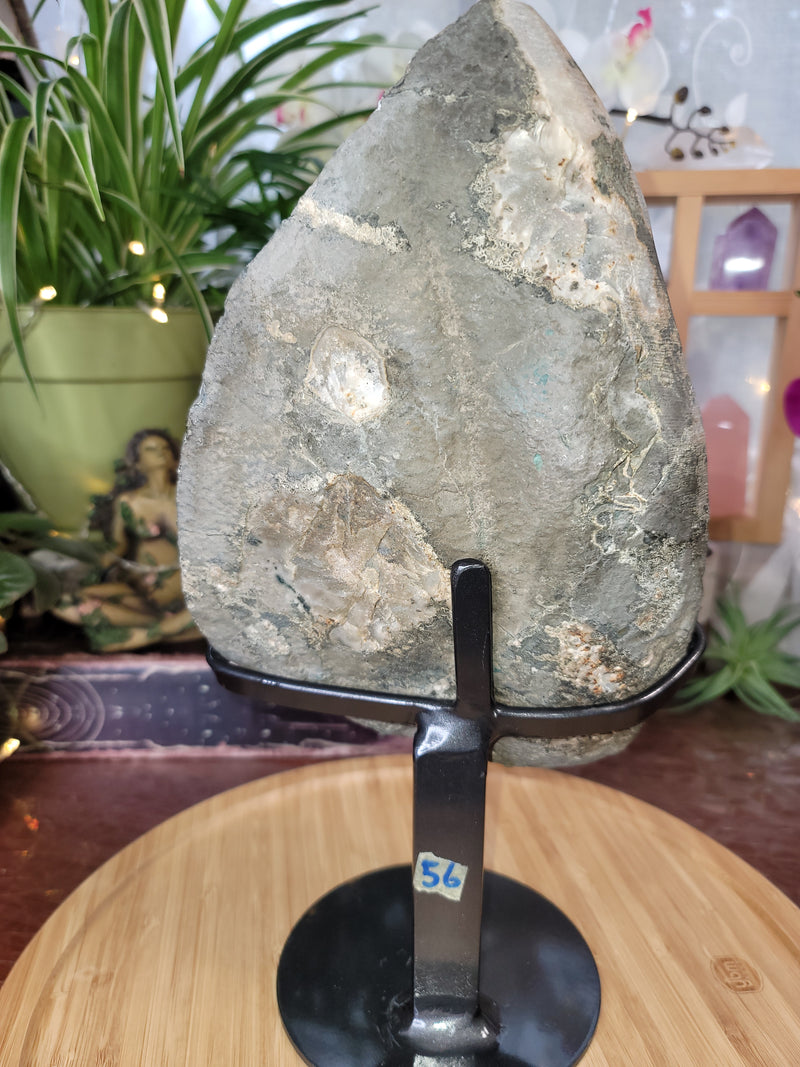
[280, 34, 383, 91]
[164, 0, 189, 44]
[15, 185, 54, 299]
[57, 122, 105, 220]
[83, 0, 111, 52]
[144, 79, 167, 221]
[763, 607, 800, 645]
[41, 535, 101, 564]
[102, 190, 214, 337]
[180, 0, 249, 146]
[64, 68, 140, 204]
[0, 513, 55, 534]
[33, 80, 55, 150]
[0, 550, 37, 612]
[104, 0, 134, 158]
[195, 15, 368, 133]
[175, 0, 359, 93]
[29, 559, 64, 614]
[42, 125, 68, 264]
[0, 115, 35, 385]
[67, 33, 103, 89]
[733, 672, 800, 721]
[715, 589, 748, 639]
[278, 108, 375, 148]
[183, 94, 311, 167]
[131, 0, 185, 173]
[0, 37, 62, 73]
[673, 663, 738, 708]
[60, 229, 111, 298]
[0, 71, 32, 113]
[759, 654, 800, 689]
[126, 7, 146, 172]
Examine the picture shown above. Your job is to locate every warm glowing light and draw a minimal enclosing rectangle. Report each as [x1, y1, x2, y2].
[625, 108, 638, 124]
[152, 282, 166, 302]
[725, 256, 765, 274]
[0, 738, 20, 761]
[149, 307, 169, 324]
[38, 285, 57, 301]
[67, 53, 80, 67]
[128, 240, 146, 256]
[746, 376, 771, 394]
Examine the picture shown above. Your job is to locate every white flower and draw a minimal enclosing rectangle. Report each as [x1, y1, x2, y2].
[579, 8, 670, 115]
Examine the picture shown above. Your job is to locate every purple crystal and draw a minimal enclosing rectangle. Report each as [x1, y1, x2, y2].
[784, 379, 800, 436]
[709, 207, 778, 291]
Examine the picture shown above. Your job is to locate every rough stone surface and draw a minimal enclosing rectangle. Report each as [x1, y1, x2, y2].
[178, 0, 708, 765]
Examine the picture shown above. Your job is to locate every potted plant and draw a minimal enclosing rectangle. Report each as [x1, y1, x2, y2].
[0, 0, 380, 530]
[0, 510, 102, 653]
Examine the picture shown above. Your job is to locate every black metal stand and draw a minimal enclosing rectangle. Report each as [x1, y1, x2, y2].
[209, 560, 704, 1065]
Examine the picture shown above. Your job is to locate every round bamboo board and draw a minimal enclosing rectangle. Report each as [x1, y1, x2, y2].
[1, 755, 798, 1065]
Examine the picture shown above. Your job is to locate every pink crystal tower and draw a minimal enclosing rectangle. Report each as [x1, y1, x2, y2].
[702, 395, 749, 517]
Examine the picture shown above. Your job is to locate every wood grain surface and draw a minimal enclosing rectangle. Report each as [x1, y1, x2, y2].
[1, 755, 798, 1065]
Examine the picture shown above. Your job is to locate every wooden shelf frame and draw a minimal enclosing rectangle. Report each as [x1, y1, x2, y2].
[637, 169, 800, 544]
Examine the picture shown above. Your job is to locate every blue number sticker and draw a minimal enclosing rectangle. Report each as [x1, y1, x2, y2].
[413, 852, 468, 901]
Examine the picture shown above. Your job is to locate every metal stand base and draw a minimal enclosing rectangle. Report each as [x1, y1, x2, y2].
[211, 559, 702, 1063]
[277, 865, 600, 1066]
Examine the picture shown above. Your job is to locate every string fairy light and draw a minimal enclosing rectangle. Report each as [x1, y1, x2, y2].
[148, 280, 169, 323]
[0, 738, 20, 762]
[622, 108, 638, 141]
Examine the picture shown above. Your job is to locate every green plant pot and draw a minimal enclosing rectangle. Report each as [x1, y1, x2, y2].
[0, 307, 207, 531]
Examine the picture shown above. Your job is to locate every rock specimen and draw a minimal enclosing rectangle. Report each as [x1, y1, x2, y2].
[178, 0, 707, 765]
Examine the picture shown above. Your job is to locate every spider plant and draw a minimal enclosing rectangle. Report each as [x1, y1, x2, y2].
[0, 0, 382, 383]
[675, 589, 800, 721]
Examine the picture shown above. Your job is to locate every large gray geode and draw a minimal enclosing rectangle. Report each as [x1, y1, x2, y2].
[178, 0, 708, 766]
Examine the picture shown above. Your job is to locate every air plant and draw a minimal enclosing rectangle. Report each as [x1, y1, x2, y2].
[675, 589, 800, 721]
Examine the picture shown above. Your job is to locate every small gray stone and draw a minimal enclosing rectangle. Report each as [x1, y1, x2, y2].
[178, 0, 707, 765]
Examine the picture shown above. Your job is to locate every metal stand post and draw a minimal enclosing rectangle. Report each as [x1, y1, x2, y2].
[400, 563, 496, 1054]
